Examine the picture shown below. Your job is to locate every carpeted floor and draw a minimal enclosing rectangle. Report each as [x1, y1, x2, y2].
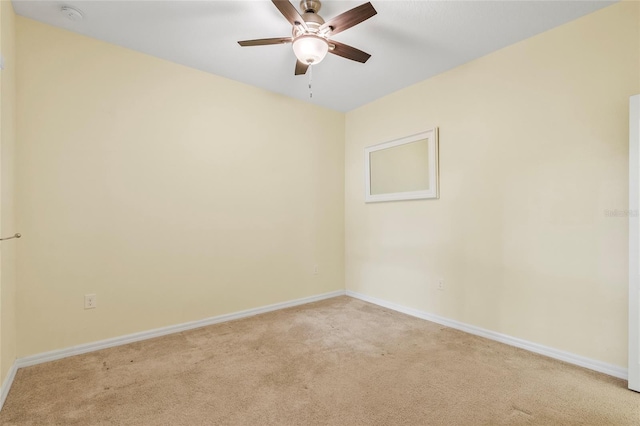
[1, 296, 638, 425]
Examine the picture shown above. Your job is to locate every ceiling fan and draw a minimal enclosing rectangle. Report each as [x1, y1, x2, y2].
[238, 0, 377, 75]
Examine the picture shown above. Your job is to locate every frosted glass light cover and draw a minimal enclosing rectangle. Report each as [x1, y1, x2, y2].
[292, 35, 329, 65]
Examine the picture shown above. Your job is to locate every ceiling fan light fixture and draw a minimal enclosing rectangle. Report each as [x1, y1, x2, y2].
[238, 0, 377, 75]
[292, 34, 329, 65]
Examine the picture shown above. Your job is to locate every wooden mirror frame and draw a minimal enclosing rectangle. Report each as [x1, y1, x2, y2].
[364, 128, 439, 203]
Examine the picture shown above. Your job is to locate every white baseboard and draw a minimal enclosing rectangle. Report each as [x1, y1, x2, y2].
[3, 287, 625, 412]
[15, 290, 345, 369]
[0, 362, 17, 411]
[346, 290, 628, 380]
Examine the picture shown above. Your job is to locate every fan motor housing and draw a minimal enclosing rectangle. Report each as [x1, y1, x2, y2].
[293, 11, 325, 37]
[302, 12, 324, 27]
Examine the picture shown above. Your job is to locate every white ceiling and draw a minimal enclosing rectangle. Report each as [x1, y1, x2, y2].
[13, 0, 615, 112]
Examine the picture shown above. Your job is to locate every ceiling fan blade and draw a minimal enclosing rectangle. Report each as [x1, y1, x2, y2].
[295, 60, 309, 75]
[238, 37, 292, 47]
[272, 0, 308, 31]
[329, 40, 371, 63]
[319, 2, 377, 36]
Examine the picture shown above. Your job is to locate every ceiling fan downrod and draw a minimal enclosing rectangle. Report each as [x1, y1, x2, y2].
[300, 0, 322, 14]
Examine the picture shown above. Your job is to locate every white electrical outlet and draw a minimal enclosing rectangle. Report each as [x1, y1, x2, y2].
[438, 280, 445, 291]
[312, 264, 319, 275]
[84, 294, 97, 309]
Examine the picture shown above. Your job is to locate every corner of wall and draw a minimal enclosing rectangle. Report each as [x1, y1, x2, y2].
[1, 0, 22, 385]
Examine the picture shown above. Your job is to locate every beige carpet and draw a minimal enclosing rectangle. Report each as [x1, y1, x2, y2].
[1, 296, 638, 425]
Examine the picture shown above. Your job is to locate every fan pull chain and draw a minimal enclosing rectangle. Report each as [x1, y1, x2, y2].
[308, 65, 313, 99]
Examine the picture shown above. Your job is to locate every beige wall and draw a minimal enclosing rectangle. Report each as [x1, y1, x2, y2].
[345, 2, 640, 368]
[0, 0, 17, 383]
[15, 18, 345, 357]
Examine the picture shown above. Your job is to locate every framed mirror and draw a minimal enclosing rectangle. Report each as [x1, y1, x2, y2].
[364, 128, 439, 203]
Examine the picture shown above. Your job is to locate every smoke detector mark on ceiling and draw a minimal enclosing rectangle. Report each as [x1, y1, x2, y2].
[61, 6, 84, 22]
